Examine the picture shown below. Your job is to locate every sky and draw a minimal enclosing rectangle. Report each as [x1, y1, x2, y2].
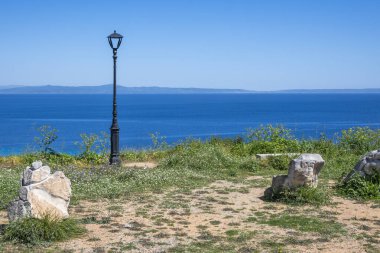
[0, 0, 379, 90]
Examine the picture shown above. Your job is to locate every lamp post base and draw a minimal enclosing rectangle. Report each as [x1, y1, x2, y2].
[109, 155, 121, 165]
[109, 125, 120, 165]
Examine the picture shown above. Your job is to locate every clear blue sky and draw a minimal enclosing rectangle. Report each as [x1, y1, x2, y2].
[0, 0, 379, 90]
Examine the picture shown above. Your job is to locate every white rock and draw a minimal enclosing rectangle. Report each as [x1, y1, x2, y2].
[8, 161, 71, 221]
[30, 171, 71, 201]
[22, 166, 51, 186]
[287, 154, 325, 188]
[31, 161, 43, 170]
[265, 154, 325, 199]
[344, 149, 380, 183]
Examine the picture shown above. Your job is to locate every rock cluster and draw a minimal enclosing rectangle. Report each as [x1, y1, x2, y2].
[8, 161, 71, 221]
[264, 154, 325, 198]
[343, 149, 380, 183]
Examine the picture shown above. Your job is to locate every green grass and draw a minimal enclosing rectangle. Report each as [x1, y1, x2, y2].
[3, 216, 86, 245]
[337, 174, 380, 200]
[167, 242, 236, 253]
[0, 167, 22, 209]
[269, 186, 332, 206]
[0, 125, 379, 211]
[259, 213, 346, 237]
[0, 125, 379, 253]
[61, 141, 258, 203]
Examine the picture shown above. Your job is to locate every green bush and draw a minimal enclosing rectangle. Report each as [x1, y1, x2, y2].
[75, 132, 109, 164]
[237, 157, 259, 172]
[3, 216, 86, 245]
[337, 174, 380, 200]
[246, 125, 300, 154]
[300, 134, 340, 156]
[267, 155, 291, 170]
[161, 141, 235, 172]
[338, 127, 380, 155]
[269, 186, 331, 206]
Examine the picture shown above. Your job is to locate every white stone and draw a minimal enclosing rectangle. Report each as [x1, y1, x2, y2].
[264, 154, 325, 199]
[344, 149, 380, 183]
[22, 166, 51, 186]
[8, 161, 71, 221]
[255, 153, 299, 160]
[31, 161, 43, 170]
[287, 154, 324, 188]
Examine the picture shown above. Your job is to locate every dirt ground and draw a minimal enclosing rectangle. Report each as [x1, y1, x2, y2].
[0, 175, 379, 253]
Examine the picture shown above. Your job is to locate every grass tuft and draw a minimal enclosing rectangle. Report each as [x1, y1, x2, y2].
[3, 215, 86, 245]
[269, 186, 332, 206]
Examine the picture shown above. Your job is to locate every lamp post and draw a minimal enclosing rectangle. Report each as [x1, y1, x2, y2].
[107, 30, 123, 165]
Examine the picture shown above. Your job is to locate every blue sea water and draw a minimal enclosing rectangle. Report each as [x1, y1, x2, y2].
[0, 94, 380, 155]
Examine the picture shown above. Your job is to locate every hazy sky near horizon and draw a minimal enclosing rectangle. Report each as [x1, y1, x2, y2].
[0, 0, 379, 90]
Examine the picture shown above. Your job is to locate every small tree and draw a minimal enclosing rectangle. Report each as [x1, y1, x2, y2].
[34, 125, 58, 154]
[75, 132, 109, 163]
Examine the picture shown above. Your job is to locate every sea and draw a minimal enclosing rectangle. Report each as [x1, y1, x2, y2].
[1, 93, 380, 155]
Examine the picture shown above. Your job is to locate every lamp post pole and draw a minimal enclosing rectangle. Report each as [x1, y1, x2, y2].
[108, 30, 123, 165]
[110, 47, 120, 165]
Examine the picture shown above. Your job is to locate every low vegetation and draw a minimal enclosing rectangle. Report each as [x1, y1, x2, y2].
[0, 125, 379, 251]
[259, 213, 346, 237]
[338, 174, 380, 200]
[3, 215, 85, 245]
[1, 125, 380, 206]
[269, 186, 332, 206]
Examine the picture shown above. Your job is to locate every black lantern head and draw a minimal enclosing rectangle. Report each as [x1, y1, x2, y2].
[108, 30, 123, 50]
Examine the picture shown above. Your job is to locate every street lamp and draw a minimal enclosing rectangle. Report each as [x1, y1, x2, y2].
[107, 30, 123, 165]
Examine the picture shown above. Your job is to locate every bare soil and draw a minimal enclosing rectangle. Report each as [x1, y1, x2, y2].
[1, 175, 379, 252]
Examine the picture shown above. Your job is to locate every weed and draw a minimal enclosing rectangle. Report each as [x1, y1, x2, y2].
[3, 216, 86, 245]
[337, 174, 380, 200]
[75, 132, 109, 164]
[338, 127, 380, 155]
[267, 155, 292, 170]
[210, 220, 221, 225]
[270, 186, 332, 206]
[80, 216, 111, 224]
[34, 125, 58, 154]
[259, 214, 346, 237]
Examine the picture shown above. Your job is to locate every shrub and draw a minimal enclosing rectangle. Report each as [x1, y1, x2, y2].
[150, 132, 169, 150]
[337, 127, 380, 155]
[269, 186, 331, 206]
[267, 155, 291, 170]
[246, 125, 300, 154]
[237, 157, 259, 172]
[337, 174, 380, 200]
[75, 132, 109, 164]
[3, 215, 86, 245]
[301, 134, 340, 156]
[34, 125, 58, 154]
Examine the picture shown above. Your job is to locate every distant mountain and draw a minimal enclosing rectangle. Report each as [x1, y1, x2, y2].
[0, 85, 379, 94]
[0, 85, 23, 90]
[0, 85, 251, 94]
[273, 88, 380, 93]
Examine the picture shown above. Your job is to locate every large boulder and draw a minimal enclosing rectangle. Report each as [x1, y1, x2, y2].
[8, 161, 71, 221]
[343, 149, 380, 183]
[264, 154, 325, 199]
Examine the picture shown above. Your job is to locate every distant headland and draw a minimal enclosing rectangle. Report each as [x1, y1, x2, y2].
[0, 84, 379, 94]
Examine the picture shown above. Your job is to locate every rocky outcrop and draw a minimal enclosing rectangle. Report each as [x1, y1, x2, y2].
[343, 149, 380, 183]
[8, 161, 71, 221]
[264, 154, 325, 199]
